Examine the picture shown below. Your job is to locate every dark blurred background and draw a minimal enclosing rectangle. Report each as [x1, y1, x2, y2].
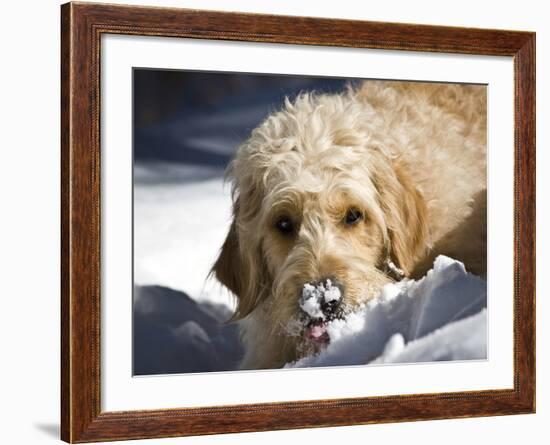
[134, 69, 355, 167]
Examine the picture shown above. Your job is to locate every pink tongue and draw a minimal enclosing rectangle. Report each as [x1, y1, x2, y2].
[308, 323, 327, 339]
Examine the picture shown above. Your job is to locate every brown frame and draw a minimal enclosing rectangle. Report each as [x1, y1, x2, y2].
[61, 1, 536, 443]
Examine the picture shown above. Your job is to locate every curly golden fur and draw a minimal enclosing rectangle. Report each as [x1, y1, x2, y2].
[213, 80, 487, 369]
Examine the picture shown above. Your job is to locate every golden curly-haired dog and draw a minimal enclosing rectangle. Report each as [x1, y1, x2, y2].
[213, 80, 487, 369]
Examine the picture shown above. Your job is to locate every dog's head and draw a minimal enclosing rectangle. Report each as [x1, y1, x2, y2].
[213, 91, 428, 362]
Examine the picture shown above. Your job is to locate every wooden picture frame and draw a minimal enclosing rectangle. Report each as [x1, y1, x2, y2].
[61, 2, 535, 442]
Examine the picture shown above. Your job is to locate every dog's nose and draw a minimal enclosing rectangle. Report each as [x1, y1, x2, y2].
[319, 278, 343, 316]
[300, 277, 343, 319]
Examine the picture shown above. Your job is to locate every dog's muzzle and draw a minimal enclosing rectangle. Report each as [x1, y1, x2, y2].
[299, 278, 344, 345]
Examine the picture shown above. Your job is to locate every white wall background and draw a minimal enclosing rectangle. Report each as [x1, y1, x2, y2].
[0, 0, 545, 444]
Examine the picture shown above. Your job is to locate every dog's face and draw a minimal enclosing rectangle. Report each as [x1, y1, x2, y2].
[214, 92, 428, 365]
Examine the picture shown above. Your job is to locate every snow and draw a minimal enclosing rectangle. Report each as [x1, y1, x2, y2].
[370, 310, 487, 364]
[133, 285, 243, 375]
[300, 279, 342, 320]
[300, 285, 325, 319]
[324, 280, 342, 303]
[287, 256, 487, 368]
[134, 162, 235, 309]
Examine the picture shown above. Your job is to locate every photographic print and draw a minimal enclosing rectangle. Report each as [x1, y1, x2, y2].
[132, 70, 487, 375]
[62, 4, 535, 441]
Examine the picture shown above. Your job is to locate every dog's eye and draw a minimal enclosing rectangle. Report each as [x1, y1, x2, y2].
[275, 216, 295, 235]
[344, 208, 363, 225]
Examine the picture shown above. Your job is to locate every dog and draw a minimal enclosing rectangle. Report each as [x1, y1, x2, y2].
[213, 80, 487, 369]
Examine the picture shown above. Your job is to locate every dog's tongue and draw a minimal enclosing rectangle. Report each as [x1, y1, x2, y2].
[307, 322, 329, 344]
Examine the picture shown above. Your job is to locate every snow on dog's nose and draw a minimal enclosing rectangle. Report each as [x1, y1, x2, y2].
[300, 278, 343, 344]
[300, 278, 342, 319]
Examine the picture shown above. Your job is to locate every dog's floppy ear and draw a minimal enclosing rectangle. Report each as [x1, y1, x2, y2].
[213, 197, 271, 320]
[375, 160, 429, 276]
[213, 217, 243, 297]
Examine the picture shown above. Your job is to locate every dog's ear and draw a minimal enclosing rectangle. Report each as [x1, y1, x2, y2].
[375, 160, 429, 276]
[213, 217, 243, 297]
[213, 198, 271, 320]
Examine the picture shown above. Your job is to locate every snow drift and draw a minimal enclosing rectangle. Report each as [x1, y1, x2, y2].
[133, 253, 486, 374]
[287, 255, 486, 368]
[133, 285, 243, 375]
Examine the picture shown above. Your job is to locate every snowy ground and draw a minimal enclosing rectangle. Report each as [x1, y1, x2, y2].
[134, 162, 236, 309]
[134, 163, 487, 374]
[133, 285, 243, 375]
[287, 256, 486, 368]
